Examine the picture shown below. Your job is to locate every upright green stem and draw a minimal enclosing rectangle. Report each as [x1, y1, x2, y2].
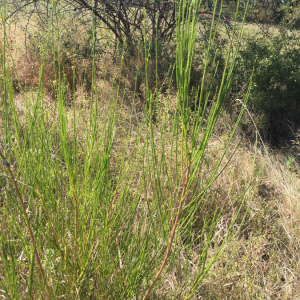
[0, 153, 50, 297]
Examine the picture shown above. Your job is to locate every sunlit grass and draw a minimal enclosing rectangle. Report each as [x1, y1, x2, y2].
[4, 0, 298, 299]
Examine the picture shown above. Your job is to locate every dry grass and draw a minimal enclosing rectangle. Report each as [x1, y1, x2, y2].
[195, 138, 300, 299]
[2, 15, 300, 299]
[5, 79, 300, 300]
[240, 21, 300, 40]
[141, 110, 300, 299]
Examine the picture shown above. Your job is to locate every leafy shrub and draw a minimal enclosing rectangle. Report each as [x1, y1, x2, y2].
[234, 29, 300, 145]
[281, 3, 300, 29]
[244, 0, 286, 24]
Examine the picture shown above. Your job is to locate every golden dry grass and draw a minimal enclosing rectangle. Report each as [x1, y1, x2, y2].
[197, 142, 300, 299]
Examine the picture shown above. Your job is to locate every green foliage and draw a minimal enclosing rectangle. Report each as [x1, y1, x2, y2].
[222, 0, 299, 25]
[0, 1, 254, 299]
[282, 3, 300, 29]
[234, 29, 300, 144]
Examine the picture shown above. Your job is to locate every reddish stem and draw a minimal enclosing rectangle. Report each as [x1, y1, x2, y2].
[143, 161, 191, 300]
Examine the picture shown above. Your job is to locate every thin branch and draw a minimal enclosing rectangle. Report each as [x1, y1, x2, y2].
[5, 1, 36, 21]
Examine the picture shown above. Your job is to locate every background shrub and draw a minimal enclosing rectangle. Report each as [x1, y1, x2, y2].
[233, 28, 300, 145]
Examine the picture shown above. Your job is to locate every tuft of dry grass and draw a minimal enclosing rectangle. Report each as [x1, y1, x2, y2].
[194, 133, 300, 300]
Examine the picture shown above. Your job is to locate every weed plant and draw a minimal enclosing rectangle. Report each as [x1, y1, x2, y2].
[0, 0, 254, 299]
